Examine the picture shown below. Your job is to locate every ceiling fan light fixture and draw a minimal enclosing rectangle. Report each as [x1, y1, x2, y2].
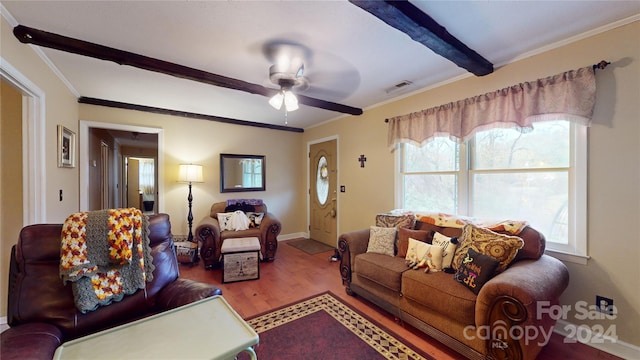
[269, 91, 284, 110]
[283, 90, 299, 111]
[269, 88, 299, 112]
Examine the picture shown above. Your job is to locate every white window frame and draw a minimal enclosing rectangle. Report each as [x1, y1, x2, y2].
[395, 122, 588, 264]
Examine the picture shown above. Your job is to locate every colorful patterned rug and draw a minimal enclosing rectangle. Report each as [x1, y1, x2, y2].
[237, 292, 433, 360]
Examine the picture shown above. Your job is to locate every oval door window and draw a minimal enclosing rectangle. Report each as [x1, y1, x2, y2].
[316, 156, 329, 205]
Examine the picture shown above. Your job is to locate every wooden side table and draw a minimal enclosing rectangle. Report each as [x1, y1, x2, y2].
[53, 296, 258, 359]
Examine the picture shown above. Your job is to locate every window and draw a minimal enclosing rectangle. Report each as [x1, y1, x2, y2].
[242, 159, 263, 188]
[397, 120, 587, 261]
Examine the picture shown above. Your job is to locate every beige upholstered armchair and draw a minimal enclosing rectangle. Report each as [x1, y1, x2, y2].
[195, 200, 281, 269]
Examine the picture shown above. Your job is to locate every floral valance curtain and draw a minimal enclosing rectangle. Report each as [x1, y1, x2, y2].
[387, 66, 596, 150]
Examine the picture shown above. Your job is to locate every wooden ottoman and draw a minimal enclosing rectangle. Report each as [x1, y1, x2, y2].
[221, 237, 261, 283]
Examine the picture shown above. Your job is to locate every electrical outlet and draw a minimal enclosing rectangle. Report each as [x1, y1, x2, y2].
[596, 295, 614, 315]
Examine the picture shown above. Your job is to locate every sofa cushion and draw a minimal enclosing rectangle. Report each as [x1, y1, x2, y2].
[366, 226, 397, 256]
[414, 220, 463, 238]
[355, 253, 407, 292]
[220, 228, 262, 240]
[375, 213, 416, 229]
[512, 226, 546, 261]
[453, 224, 524, 272]
[0, 323, 62, 360]
[454, 248, 500, 295]
[397, 227, 432, 258]
[401, 270, 477, 325]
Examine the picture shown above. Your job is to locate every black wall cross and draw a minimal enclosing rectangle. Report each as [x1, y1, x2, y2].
[358, 154, 367, 168]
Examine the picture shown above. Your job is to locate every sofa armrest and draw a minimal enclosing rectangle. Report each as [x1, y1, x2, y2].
[196, 216, 222, 269]
[337, 228, 370, 287]
[1, 322, 63, 360]
[257, 212, 281, 261]
[155, 278, 222, 311]
[475, 255, 569, 360]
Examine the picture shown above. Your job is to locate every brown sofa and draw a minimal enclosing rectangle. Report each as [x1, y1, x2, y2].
[338, 216, 569, 360]
[1, 213, 222, 360]
[196, 201, 281, 269]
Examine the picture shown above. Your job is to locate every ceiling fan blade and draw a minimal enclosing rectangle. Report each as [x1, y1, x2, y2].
[303, 70, 361, 101]
[13, 24, 363, 116]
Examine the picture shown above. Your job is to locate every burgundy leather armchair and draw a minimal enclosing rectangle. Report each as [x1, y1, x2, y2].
[1, 213, 222, 360]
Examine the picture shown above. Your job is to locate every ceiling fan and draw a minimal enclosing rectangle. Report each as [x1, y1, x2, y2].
[264, 42, 311, 112]
[12, 25, 364, 117]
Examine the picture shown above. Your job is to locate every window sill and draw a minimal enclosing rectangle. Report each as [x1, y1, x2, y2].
[545, 249, 590, 265]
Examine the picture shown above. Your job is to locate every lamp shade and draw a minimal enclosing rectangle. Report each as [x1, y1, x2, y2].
[178, 164, 203, 183]
[268, 92, 284, 110]
[283, 90, 299, 111]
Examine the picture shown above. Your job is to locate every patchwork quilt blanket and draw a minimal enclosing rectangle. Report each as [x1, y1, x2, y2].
[60, 208, 155, 313]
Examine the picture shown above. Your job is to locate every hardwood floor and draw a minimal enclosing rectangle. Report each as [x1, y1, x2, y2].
[179, 239, 621, 360]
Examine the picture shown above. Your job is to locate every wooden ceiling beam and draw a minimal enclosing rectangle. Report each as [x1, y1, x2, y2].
[349, 0, 493, 76]
[13, 24, 363, 116]
[79, 97, 304, 133]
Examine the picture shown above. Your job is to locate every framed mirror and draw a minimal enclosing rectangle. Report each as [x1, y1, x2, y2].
[220, 154, 266, 193]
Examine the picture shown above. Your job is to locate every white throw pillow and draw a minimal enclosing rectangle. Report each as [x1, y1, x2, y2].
[406, 238, 444, 271]
[431, 232, 459, 270]
[217, 212, 234, 231]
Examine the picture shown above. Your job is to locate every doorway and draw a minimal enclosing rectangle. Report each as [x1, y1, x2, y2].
[309, 138, 338, 247]
[124, 156, 156, 213]
[79, 121, 163, 212]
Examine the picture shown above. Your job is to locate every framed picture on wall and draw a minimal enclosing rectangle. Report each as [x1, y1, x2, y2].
[57, 125, 76, 168]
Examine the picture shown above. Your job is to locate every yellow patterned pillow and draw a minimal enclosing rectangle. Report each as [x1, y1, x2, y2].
[452, 224, 524, 272]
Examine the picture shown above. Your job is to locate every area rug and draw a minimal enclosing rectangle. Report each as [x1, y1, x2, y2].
[237, 292, 433, 360]
[286, 238, 335, 255]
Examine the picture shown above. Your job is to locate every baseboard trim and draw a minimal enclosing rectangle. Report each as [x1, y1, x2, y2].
[0, 316, 7, 333]
[277, 232, 308, 241]
[554, 319, 640, 359]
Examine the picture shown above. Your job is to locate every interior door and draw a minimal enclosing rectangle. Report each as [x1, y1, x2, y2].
[100, 141, 110, 209]
[309, 140, 337, 247]
[126, 158, 140, 209]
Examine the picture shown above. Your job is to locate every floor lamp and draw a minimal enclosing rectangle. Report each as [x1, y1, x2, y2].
[178, 164, 203, 260]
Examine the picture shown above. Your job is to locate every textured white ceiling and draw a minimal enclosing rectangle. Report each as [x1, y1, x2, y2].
[3, 1, 639, 130]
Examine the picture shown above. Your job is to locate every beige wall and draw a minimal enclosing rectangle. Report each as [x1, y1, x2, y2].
[1, 7, 638, 354]
[303, 21, 640, 350]
[1, 16, 80, 224]
[1, 15, 79, 319]
[78, 105, 307, 238]
[1, 79, 23, 321]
